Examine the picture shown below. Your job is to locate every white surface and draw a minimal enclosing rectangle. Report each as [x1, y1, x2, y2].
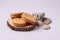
[0, 0, 60, 40]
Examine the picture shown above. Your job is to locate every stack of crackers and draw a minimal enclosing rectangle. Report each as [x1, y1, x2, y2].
[7, 12, 36, 31]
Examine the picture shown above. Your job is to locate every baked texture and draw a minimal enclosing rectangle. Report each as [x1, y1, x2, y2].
[21, 13, 36, 25]
[12, 18, 26, 27]
[10, 12, 23, 19]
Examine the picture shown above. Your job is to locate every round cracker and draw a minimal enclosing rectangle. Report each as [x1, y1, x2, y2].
[10, 12, 24, 19]
[21, 13, 36, 25]
[12, 18, 26, 27]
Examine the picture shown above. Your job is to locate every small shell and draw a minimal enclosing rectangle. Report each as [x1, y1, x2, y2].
[37, 20, 44, 27]
[43, 17, 52, 25]
[42, 25, 50, 30]
[32, 13, 45, 20]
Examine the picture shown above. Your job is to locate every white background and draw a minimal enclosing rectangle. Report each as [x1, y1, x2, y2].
[0, 0, 60, 40]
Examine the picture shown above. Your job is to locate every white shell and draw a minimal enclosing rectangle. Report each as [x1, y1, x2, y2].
[37, 20, 44, 26]
[32, 13, 45, 20]
[43, 17, 52, 25]
[42, 25, 50, 30]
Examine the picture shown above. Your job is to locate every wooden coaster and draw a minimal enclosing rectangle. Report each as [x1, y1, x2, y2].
[7, 19, 35, 31]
